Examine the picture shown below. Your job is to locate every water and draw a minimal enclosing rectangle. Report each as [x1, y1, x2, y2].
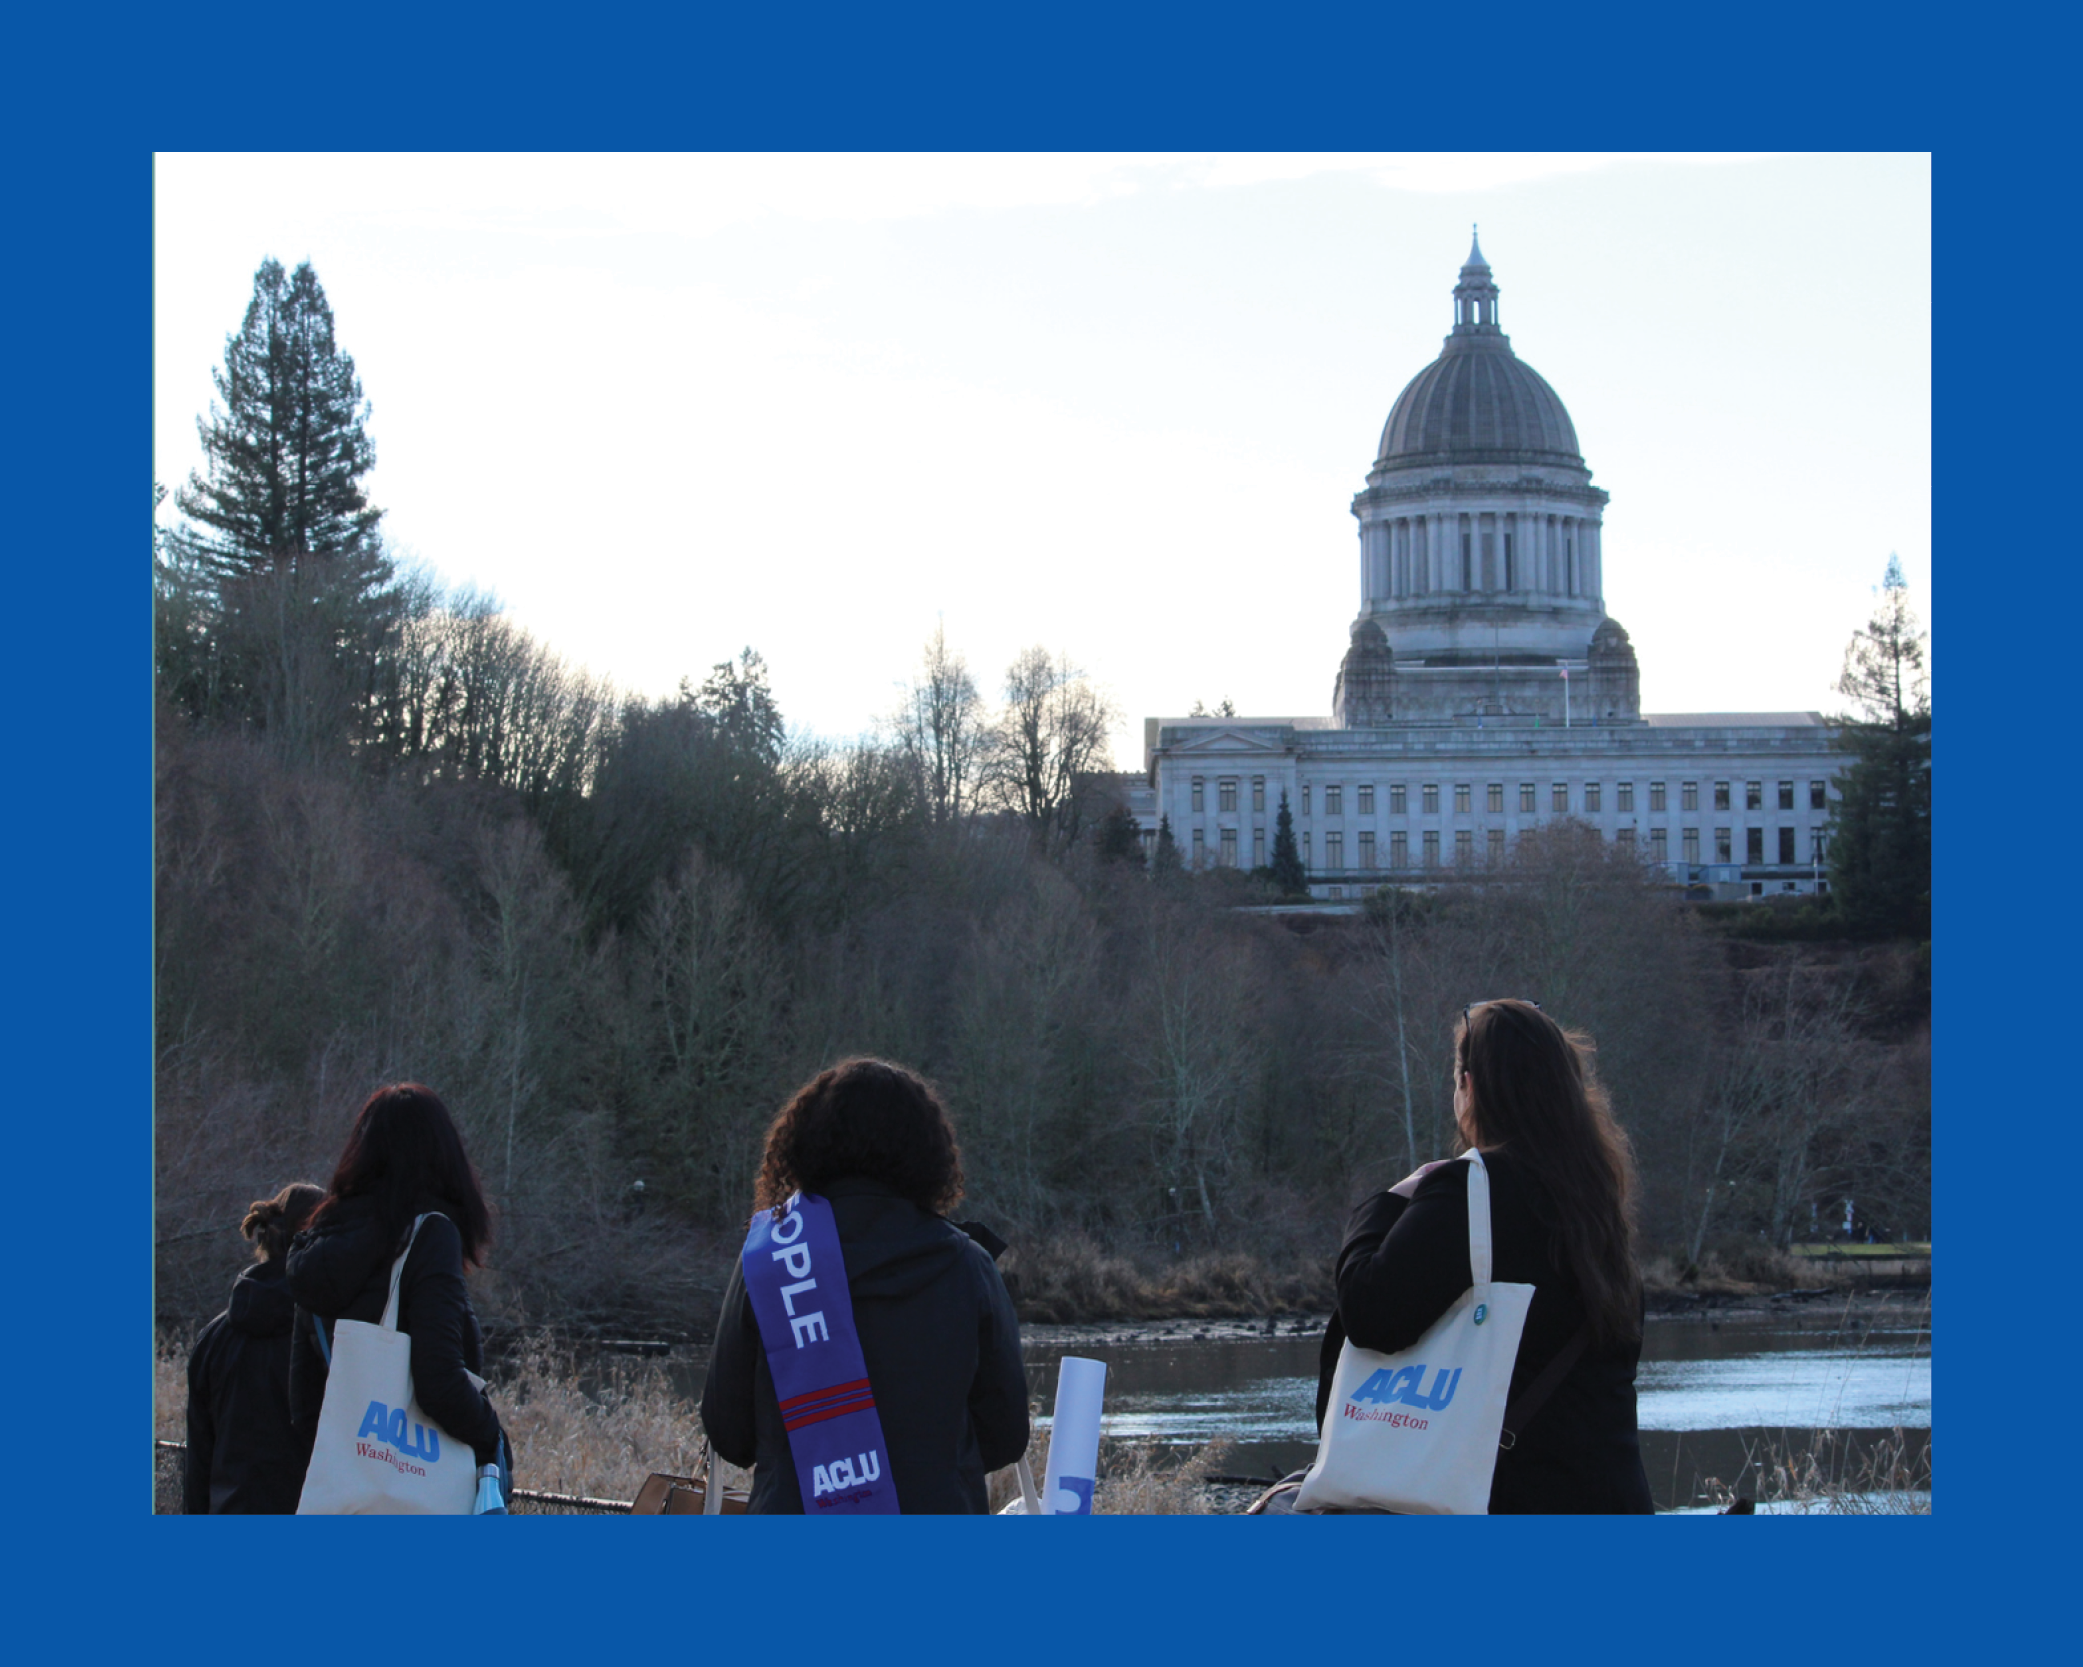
[1018, 1304, 1931, 1511]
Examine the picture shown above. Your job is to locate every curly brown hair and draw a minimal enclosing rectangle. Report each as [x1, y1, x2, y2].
[753, 1058, 964, 1216]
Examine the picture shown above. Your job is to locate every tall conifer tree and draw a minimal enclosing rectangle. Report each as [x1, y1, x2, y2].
[1270, 789, 1307, 897]
[1826, 557, 1930, 939]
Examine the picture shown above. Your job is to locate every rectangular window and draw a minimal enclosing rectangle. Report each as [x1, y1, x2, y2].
[1746, 827, 1765, 864]
[1649, 781, 1667, 812]
[1486, 783, 1504, 813]
[1584, 782, 1602, 813]
[1455, 829, 1474, 863]
[1777, 781, 1795, 812]
[1302, 785, 1311, 815]
[1253, 827, 1265, 867]
[1682, 781, 1699, 812]
[1252, 777, 1266, 813]
[1325, 785, 1343, 815]
[1359, 830, 1376, 868]
[1713, 781, 1731, 812]
[1327, 833, 1344, 869]
[1683, 827, 1700, 863]
[1811, 780, 1828, 811]
[1745, 781, 1763, 811]
[1218, 778, 1237, 813]
[1552, 782, 1569, 813]
[1519, 783, 1536, 813]
[1390, 783, 1407, 814]
[1715, 827, 1732, 863]
[1616, 826, 1635, 849]
[1220, 827, 1238, 867]
[1303, 832, 1312, 866]
[1358, 784, 1375, 815]
[1616, 782, 1634, 813]
[1454, 783, 1472, 814]
[1487, 828, 1505, 860]
[1422, 830, 1439, 866]
[1391, 830, 1408, 867]
[1423, 783, 1440, 815]
[1778, 827, 1796, 864]
[1812, 828, 1827, 861]
[1651, 827, 1668, 861]
[1192, 827, 1205, 864]
[1191, 777, 1204, 813]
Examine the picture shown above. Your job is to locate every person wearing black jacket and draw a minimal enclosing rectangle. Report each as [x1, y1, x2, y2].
[184, 1183, 324, 1513]
[286, 1084, 508, 1489]
[701, 1059, 1029, 1513]
[1320, 1000, 1654, 1514]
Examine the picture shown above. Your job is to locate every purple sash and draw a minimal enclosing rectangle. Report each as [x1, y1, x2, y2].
[740, 1192, 901, 1514]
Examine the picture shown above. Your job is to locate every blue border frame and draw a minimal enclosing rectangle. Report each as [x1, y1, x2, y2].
[7, 0, 2048, 1656]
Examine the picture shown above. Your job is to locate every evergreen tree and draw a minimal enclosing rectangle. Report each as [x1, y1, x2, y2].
[167, 259, 404, 760]
[1151, 813, 1183, 878]
[1097, 801, 1145, 866]
[1826, 557, 1930, 939]
[177, 258, 382, 574]
[1270, 789, 1307, 896]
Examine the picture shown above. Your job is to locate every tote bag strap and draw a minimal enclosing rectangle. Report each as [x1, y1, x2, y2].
[1464, 1150, 1494, 1320]
[1499, 1320, 1594, 1450]
[380, 1212, 443, 1331]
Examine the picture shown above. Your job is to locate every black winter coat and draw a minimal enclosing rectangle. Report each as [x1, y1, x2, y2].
[700, 1177, 1029, 1513]
[285, 1196, 504, 1466]
[1321, 1150, 1653, 1514]
[184, 1259, 313, 1513]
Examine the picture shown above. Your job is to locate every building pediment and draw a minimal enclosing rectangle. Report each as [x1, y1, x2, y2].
[1165, 726, 1293, 756]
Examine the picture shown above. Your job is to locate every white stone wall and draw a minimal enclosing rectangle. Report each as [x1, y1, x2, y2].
[1147, 720, 1842, 895]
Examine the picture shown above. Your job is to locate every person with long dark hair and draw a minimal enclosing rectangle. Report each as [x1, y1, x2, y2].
[286, 1084, 508, 1498]
[183, 1182, 325, 1513]
[1320, 1000, 1654, 1513]
[700, 1058, 1029, 1513]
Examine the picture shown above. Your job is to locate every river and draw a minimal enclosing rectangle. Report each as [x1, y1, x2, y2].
[1016, 1293, 1931, 1511]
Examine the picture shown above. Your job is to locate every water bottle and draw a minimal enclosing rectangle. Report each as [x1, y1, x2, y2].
[473, 1459, 507, 1515]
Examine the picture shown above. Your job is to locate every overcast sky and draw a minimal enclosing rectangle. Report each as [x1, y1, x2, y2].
[154, 153, 1929, 759]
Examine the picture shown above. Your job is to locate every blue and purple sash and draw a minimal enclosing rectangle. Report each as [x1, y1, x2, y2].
[740, 1192, 901, 1514]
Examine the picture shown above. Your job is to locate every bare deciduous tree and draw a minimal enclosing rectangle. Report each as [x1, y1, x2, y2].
[984, 646, 1121, 850]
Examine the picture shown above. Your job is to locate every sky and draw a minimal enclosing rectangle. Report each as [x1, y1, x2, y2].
[153, 153, 1929, 761]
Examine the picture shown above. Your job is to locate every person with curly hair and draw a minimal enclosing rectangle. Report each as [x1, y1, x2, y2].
[700, 1058, 1029, 1513]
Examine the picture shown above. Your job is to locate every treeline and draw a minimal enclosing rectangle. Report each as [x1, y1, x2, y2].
[153, 258, 1929, 1336]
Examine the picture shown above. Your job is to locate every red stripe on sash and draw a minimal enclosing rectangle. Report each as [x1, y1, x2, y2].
[784, 1396, 879, 1432]
[778, 1377, 872, 1413]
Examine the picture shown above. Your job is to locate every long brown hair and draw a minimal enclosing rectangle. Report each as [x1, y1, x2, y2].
[306, 1083, 493, 1267]
[1456, 1001, 1641, 1346]
[754, 1058, 964, 1216]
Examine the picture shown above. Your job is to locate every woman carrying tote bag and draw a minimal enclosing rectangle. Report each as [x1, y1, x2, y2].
[1312, 1001, 1653, 1514]
[287, 1083, 510, 1514]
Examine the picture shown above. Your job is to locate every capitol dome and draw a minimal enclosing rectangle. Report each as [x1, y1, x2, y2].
[1375, 232, 1582, 469]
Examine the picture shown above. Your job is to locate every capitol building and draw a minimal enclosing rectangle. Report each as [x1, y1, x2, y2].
[1137, 234, 1839, 900]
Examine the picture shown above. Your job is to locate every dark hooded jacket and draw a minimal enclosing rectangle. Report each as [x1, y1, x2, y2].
[284, 1194, 504, 1466]
[1320, 1149, 1653, 1514]
[184, 1259, 313, 1513]
[700, 1177, 1029, 1513]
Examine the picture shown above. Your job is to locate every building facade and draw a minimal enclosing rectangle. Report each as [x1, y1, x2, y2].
[1143, 235, 1839, 899]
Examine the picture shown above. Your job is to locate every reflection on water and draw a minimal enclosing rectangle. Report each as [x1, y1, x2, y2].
[1019, 1313, 1931, 1511]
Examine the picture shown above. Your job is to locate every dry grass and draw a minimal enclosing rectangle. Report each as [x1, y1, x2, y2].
[1641, 1245, 1856, 1299]
[1700, 1427, 1932, 1515]
[1007, 1236, 1334, 1323]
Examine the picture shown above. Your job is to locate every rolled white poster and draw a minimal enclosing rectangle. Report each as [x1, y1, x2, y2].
[1042, 1355, 1108, 1515]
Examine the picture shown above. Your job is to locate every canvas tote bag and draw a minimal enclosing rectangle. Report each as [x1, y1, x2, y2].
[1294, 1149, 1535, 1515]
[297, 1213, 479, 1515]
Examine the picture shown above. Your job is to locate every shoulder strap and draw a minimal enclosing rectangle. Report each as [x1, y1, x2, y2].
[309, 1308, 332, 1366]
[1498, 1320, 1594, 1450]
[380, 1212, 445, 1331]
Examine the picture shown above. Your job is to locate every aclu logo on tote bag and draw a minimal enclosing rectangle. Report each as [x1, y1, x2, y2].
[1347, 1364, 1464, 1423]
[354, 1400, 449, 1473]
